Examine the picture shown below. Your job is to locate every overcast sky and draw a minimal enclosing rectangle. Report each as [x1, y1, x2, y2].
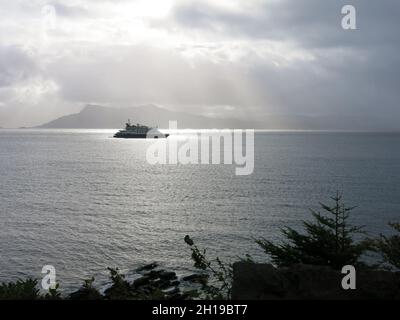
[0, 0, 399, 128]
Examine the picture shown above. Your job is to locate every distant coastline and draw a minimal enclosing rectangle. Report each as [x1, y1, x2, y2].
[2, 103, 400, 131]
[35, 104, 261, 130]
[22, 104, 399, 132]
[6, 128, 400, 134]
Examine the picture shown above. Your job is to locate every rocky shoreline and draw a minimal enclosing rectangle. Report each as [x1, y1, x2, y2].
[69, 263, 208, 300]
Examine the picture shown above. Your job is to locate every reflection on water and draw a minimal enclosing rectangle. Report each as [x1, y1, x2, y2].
[1, 129, 400, 291]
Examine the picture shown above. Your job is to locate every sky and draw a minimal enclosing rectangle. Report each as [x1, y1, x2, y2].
[0, 0, 399, 129]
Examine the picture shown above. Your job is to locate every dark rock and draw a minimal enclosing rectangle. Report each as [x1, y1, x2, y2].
[146, 270, 163, 279]
[137, 286, 152, 295]
[163, 287, 180, 295]
[182, 289, 200, 299]
[232, 262, 400, 300]
[152, 279, 172, 290]
[182, 273, 209, 283]
[232, 263, 286, 300]
[136, 263, 158, 272]
[168, 293, 184, 300]
[69, 288, 102, 300]
[159, 271, 177, 281]
[133, 275, 151, 288]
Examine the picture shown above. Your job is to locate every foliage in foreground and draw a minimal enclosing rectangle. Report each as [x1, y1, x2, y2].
[256, 193, 371, 269]
[373, 223, 400, 269]
[184, 235, 233, 299]
[0, 279, 40, 300]
[0, 279, 61, 300]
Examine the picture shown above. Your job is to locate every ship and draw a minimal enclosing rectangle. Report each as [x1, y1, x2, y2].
[113, 120, 169, 139]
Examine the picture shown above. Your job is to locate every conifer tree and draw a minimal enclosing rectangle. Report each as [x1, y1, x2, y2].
[256, 193, 368, 270]
[375, 223, 400, 269]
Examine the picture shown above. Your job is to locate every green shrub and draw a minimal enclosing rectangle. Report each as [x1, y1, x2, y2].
[0, 279, 40, 300]
[104, 268, 132, 300]
[374, 222, 400, 269]
[69, 277, 102, 300]
[184, 235, 232, 299]
[256, 193, 370, 270]
[42, 283, 62, 300]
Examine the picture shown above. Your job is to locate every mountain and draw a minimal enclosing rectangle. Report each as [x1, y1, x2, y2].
[36, 104, 262, 129]
[36, 104, 399, 131]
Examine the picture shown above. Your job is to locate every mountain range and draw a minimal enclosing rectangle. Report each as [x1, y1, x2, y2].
[36, 104, 398, 131]
[37, 104, 262, 129]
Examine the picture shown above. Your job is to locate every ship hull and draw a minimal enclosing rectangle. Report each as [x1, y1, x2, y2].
[113, 133, 169, 139]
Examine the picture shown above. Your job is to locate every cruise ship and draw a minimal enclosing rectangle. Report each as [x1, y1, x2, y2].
[113, 120, 169, 139]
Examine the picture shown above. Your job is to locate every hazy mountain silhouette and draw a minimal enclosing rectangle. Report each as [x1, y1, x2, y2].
[37, 104, 262, 129]
[36, 104, 398, 131]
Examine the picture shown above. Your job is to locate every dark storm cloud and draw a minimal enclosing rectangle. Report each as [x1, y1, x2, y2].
[171, 0, 400, 49]
[162, 0, 400, 127]
[250, 48, 400, 116]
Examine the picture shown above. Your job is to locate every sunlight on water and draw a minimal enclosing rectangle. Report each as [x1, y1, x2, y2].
[1, 129, 400, 291]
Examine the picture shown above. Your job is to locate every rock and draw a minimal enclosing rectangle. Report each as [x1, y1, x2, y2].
[152, 279, 172, 290]
[69, 288, 102, 300]
[232, 263, 286, 300]
[232, 262, 400, 300]
[163, 287, 180, 295]
[146, 270, 163, 279]
[168, 293, 184, 300]
[182, 289, 200, 299]
[133, 275, 151, 288]
[159, 271, 177, 281]
[182, 273, 209, 283]
[136, 263, 158, 272]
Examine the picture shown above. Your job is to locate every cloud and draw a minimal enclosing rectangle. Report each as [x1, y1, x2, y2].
[169, 0, 400, 49]
[0, 0, 399, 129]
[49, 2, 89, 18]
[47, 45, 265, 108]
[0, 46, 38, 87]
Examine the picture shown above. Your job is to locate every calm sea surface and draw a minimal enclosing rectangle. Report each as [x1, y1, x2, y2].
[1, 129, 400, 291]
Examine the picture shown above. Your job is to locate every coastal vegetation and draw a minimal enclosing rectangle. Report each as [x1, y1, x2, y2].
[255, 193, 370, 270]
[1, 193, 399, 300]
[373, 222, 400, 269]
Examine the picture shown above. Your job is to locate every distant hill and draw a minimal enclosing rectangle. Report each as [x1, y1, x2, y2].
[36, 104, 261, 129]
[36, 104, 399, 131]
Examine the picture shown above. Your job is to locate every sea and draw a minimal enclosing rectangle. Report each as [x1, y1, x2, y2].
[0, 129, 399, 292]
